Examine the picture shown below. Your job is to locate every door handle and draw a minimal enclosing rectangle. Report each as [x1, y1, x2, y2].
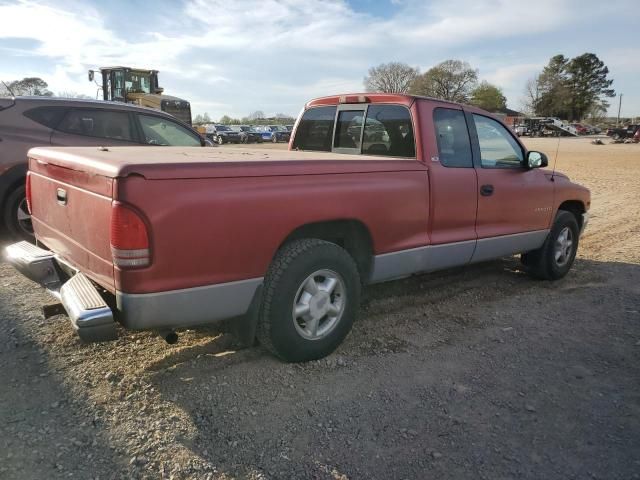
[56, 188, 67, 205]
[480, 184, 494, 196]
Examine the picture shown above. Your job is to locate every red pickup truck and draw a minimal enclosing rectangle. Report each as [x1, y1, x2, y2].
[5, 93, 590, 362]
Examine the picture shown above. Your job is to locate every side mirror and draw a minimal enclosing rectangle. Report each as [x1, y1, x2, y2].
[88, 70, 94, 82]
[526, 151, 548, 169]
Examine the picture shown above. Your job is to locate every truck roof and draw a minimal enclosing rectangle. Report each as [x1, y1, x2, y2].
[306, 93, 465, 109]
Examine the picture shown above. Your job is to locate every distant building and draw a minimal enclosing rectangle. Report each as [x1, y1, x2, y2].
[492, 107, 525, 127]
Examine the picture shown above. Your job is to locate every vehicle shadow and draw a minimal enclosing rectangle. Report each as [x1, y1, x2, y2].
[0, 273, 128, 479]
[143, 257, 639, 479]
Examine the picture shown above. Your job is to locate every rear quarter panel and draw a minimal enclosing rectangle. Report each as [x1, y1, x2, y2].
[115, 166, 429, 294]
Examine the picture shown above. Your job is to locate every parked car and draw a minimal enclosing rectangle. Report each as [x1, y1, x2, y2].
[606, 124, 640, 140]
[5, 93, 590, 363]
[211, 125, 242, 144]
[238, 125, 263, 144]
[285, 125, 294, 132]
[255, 125, 291, 143]
[570, 123, 588, 135]
[0, 96, 206, 240]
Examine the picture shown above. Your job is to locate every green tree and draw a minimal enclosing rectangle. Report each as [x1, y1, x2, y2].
[364, 62, 420, 93]
[470, 81, 507, 112]
[7, 77, 53, 96]
[532, 53, 614, 120]
[534, 55, 571, 118]
[409, 60, 478, 102]
[202, 112, 211, 123]
[565, 53, 615, 120]
[219, 115, 233, 124]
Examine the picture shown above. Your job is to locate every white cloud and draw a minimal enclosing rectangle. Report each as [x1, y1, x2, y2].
[1, 0, 638, 118]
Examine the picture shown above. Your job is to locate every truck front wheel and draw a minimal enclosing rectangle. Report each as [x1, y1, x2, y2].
[257, 239, 361, 362]
[521, 210, 580, 280]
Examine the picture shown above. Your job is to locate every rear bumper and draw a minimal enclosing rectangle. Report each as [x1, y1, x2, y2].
[4, 241, 263, 340]
[4, 241, 117, 342]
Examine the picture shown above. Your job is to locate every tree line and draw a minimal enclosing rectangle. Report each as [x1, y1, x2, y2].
[364, 53, 615, 121]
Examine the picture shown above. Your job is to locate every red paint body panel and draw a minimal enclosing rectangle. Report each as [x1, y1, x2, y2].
[28, 161, 114, 290]
[114, 168, 429, 293]
[416, 100, 478, 244]
[26, 94, 590, 299]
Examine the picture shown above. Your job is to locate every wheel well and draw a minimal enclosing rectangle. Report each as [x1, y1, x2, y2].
[279, 220, 374, 283]
[558, 201, 585, 229]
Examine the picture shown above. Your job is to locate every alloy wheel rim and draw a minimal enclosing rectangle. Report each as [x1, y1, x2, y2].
[17, 198, 34, 236]
[554, 226, 573, 267]
[292, 269, 346, 341]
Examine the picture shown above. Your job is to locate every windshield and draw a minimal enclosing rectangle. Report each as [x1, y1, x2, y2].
[216, 125, 231, 131]
[270, 125, 285, 132]
[125, 72, 151, 94]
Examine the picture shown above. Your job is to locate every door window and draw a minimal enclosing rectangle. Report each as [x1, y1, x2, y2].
[473, 114, 523, 168]
[363, 105, 415, 157]
[433, 108, 472, 167]
[138, 114, 201, 146]
[292, 106, 336, 152]
[57, 109, 134, 141]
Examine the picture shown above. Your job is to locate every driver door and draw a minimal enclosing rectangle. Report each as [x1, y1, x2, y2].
[468, 112, 554, 240]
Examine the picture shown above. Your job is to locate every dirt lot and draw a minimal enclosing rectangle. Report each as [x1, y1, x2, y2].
[1, 138, 639, 479]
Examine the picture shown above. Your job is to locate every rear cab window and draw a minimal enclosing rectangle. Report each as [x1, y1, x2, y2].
[293, 103, 415, 158]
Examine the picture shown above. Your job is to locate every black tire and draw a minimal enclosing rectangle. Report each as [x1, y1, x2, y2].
[272, 134, 278, 143]
[3, 184, 34, 241]
[521, 210, 580, 280]
[257, 239, 361, 362]
[217, 136, 224, 145]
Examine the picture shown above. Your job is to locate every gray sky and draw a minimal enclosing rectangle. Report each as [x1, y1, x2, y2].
[1, 0, 637, 120]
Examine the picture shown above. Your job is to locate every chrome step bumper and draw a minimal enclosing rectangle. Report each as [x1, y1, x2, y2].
[4, 241, 117, 342]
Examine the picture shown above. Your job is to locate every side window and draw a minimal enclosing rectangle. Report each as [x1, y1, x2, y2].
[292, 106, 336, 152]
[57, 109, 134, 141]
[138, 115, 201, 146]
[363, 105, 415, 157]
[473, 114, 523, 168]
[23, 107, 68, 129]
[334, 110, 364, 149]
[433, 108, 472, 168]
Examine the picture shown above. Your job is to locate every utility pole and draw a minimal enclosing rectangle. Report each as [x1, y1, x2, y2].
[617, 93, 623, 126]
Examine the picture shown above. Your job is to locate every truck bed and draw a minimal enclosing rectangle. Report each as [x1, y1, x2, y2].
[28, 146, 420, 180]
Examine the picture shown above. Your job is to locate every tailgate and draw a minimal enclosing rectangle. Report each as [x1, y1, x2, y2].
[29, 157, 115, 292]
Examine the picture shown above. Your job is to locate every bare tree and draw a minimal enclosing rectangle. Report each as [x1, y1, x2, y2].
[409, 60, 478, 103]
[248, 110, 265, 120]
[57, 91, 93, 99]
[364, 62, 420, 94]
[521, 77, 541, 115]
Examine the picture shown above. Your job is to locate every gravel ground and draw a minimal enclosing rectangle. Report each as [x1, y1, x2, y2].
[1, 138, 639, 479]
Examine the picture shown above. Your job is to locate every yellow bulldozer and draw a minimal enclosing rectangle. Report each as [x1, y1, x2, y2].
[89, 66, 192, 125]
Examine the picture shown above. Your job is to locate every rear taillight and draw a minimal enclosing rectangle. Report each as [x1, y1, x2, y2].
[25, 172, 32, 214]
[110, 202, 150, 268]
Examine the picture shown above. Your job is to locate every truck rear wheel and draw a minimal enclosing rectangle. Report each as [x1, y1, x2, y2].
[257, 239, 361, 362]
[522, 210, 579, 280]
[3, 185, 34, 241]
